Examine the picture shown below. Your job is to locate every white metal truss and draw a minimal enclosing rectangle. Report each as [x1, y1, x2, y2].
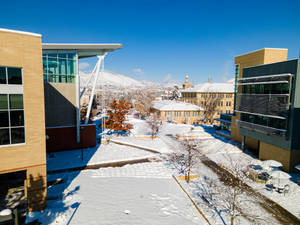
[81, 53, 106, 124]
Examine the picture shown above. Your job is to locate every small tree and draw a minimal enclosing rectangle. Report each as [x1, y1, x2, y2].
[169, 138, 201, 183]
[146, 113, 161, 139]
[105, 99, 132, 134]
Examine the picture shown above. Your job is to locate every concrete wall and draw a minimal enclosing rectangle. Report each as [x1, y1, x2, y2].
[44, 82, 76, 127]
[0, 29, 47, 210]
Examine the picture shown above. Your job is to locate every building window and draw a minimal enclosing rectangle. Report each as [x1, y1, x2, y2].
[192, 111, 200, 116]
[0, 66, 25, 146]
[7, 68, 22, 84]
[241, 113, 286, 130]
[184, 111, 190, 117]
[43, 52, 76, 83]
[165, 111, 171, 116]
[174, 111, 181, 117]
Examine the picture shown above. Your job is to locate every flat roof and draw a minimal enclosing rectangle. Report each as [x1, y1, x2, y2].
[0, 28, 41, 37]
[235, 48, 287, 58]
[42, 43, 122, 51]
[42, 43, 123, 58]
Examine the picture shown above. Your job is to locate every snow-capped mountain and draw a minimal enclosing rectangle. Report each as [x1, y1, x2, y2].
[80, 70, 145, 88]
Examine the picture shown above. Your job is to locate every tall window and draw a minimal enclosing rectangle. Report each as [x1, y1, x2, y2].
[234, 64, 239, 111]
[43, 52, 76, 83]
[0, 67, 25, 146]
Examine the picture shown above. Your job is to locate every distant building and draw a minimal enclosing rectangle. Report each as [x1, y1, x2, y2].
[182, 75, 192, 89]
[214, 113, 233, 139]
[180, 80, 234, 123]
[150, 100, 204, 124]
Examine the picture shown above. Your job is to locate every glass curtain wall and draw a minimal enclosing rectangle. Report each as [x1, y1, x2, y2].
[43, 52, 76, 83]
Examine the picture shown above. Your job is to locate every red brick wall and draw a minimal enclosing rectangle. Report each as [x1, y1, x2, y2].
[46, 125, 96, 152]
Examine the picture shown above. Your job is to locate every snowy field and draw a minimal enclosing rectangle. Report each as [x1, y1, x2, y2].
[27, 163, 208, 225]
[27, 116, 299, 224]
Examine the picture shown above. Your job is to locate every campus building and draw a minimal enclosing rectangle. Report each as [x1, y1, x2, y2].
[231, 48, 288, 150]
[236, 58, 300, 172]
[182, 75, 192, 89]
[180, 80, 234, 123]
[150, 100, 204, 124]
[0, 28, 47, 211]
[0, 28, 122, 211]
[42, 44, 122, 152]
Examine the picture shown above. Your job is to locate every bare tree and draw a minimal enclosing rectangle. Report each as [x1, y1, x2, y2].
[133, 89, 157, 119]
[201, 92, 222, 124]
[168, 138, 202, 183]
[198, 155, 273, 225]
[146, 113, 161, 139]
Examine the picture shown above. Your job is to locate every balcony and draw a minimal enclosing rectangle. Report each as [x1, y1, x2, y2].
[237, 120, 286, 136]
[236, 94, 289, 118]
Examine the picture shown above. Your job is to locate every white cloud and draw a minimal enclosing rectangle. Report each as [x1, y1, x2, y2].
[222, 59, 233, 82]
[163, 73, 172, 83]
[79, 62, 90, 70]
[132, 68, 143, 74]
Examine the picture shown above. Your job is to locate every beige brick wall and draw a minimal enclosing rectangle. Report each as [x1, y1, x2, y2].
[259, 142, 291, 172]
[155, 110, 202, 124]
[0, 30, 47, 210]
[180, 92, 234, 125]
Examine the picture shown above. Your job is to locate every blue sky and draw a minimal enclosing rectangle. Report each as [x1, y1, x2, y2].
[1, 0, 300, 84]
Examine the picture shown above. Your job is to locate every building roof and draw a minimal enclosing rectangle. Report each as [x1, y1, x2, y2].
[42, 43, 123, 58]
[151, 100, 203, 111]
[181, 82, 234, 93]
[0, 28, 41, 37]
[235, 48, 287, 58]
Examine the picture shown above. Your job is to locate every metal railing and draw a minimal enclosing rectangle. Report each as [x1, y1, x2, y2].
[237, 120, 286, 136]
[236, 94, 289, 118]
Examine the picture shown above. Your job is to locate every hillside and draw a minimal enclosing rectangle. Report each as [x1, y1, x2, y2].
[79, 70, 146, 88]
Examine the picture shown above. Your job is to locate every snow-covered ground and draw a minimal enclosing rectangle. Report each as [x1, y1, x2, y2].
[47, 143, 154, 172]
[27, 162, 208, 225]
[27, 116, 299, 224]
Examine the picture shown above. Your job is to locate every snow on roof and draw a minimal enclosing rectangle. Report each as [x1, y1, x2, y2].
[181, 82, 234, 93]
[151, 100, 203, 111]
[0, 28, 41, 37]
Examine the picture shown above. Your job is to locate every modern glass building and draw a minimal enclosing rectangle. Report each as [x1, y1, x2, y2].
[42, 43, 122, 145]
[235, 59, 300, 172]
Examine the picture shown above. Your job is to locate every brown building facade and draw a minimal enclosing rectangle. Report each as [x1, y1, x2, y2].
[0, 29, 47, 211]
